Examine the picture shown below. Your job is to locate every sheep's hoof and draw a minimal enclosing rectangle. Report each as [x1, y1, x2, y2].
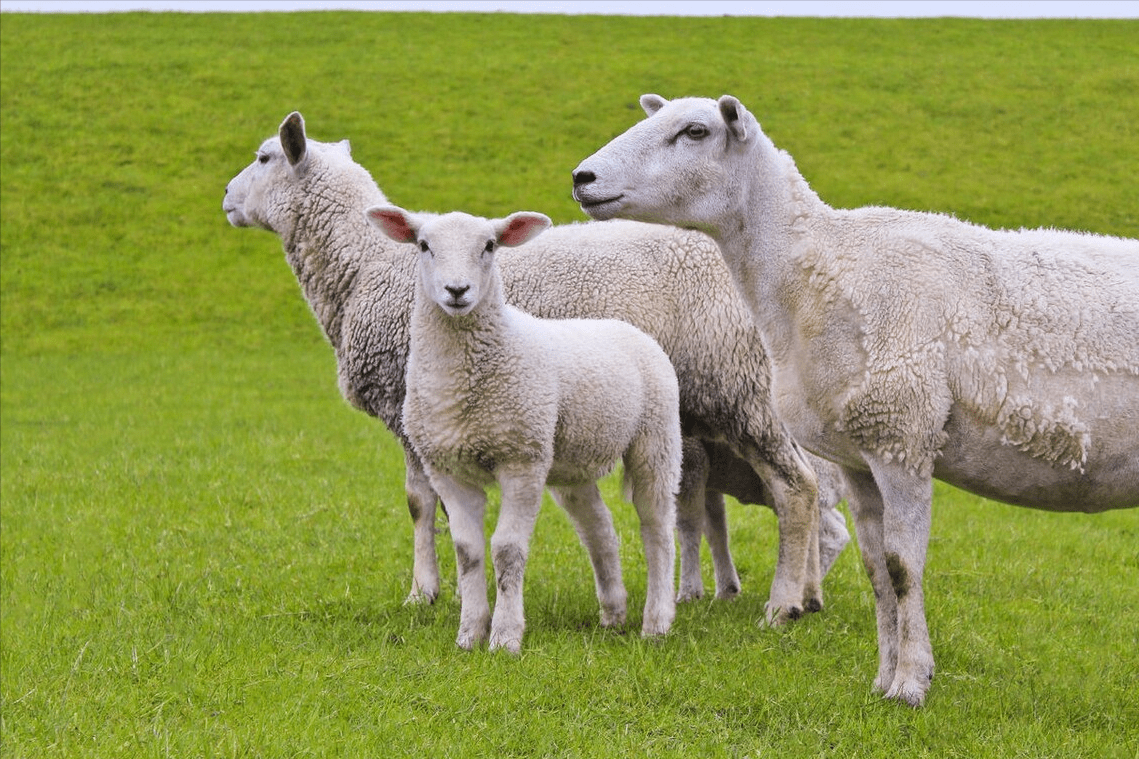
[675, 586, 704, 603]
[761, 601, 803, 627]
[489, 632, 523, 655]
[714, 581, 741, 600]
[884, 679, 929, 708]
[403, 587, 438, 606]
[599, 608, 627, 628]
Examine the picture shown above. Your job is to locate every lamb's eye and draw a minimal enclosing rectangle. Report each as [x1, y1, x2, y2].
[684, 124, 709, 140]
[484, 240, 496, 254]
[418, 240, 430, 253]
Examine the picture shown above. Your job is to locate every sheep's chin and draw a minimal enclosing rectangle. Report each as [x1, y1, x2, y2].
[577, 196, 625, 221]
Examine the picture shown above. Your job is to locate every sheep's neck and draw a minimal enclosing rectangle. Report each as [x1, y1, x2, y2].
[710, 137, 826, 369]
[283, 179, 387, 348]
[412, 278, 511, 379]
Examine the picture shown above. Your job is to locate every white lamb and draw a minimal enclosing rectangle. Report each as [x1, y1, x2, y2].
[572, 93, 1139, 706]
[222, 112, 851, 623]
[365, 204, 682, 651]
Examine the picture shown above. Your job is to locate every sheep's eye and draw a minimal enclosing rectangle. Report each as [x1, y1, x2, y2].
[257, 153, 271, 164]
[684, 124, 709, 140]
[483, 240, 496, 254]
[418, 240, 430, 254]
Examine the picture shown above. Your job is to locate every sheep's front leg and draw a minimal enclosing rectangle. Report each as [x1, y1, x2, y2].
[430, 473, 490, 650]
[550, 483, 627, 628]
[760, 453, 821, 625]
[867, 458, 935, 707]
[489, 466, 547, 654]
[404, 448, 443, 604]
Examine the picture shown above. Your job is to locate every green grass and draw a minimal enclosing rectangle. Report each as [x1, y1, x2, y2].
[2, 10, 1137, 758]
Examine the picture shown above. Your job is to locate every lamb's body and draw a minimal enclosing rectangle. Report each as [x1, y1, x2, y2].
[572, 93, 1139, 705]
[222, 112, 850, 622]
[368, 206, 681, 651]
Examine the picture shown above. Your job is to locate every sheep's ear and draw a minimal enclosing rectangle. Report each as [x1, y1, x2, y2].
[718, 95, 749, 142]
[494, 212, 551, 247]
[280, 111, 307, 166]
[337, 139, 352, 155]
[640, 94, 668, 116]
[365, 205, 420, 244]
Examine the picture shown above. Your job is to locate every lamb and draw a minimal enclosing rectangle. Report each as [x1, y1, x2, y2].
[365, 204, 682, 650]
[571, 93, 1139, 706]
[222, 111, 850, 625]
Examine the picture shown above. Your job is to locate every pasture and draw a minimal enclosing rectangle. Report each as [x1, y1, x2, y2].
[1, 9, 1136, 757]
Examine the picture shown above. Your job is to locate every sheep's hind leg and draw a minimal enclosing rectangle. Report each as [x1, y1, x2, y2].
[842, 466, 900, 698]
[489, 466, 547, 654]
[550, 483, 628, 629]
[676, 438, 711, 602]
[625, 446, 678, 637]
[702, 490, 741, 599]
[431, 474, 490, 650]
[404, 448, 443, 604]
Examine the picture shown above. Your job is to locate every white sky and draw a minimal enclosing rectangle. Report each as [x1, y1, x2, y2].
[2, 1, 1137, 17]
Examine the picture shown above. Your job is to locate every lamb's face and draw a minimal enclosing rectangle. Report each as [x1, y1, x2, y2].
[414, 213, 501, 318]
[572, 95, 747, 234]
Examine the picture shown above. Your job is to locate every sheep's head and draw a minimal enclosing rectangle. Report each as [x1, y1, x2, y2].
[223, 111, 353, 232]
[365, 206, 550, 317]
[571, 94, 757, 236]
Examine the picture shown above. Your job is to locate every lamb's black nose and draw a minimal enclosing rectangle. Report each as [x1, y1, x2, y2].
[572, 169, 595, 187]
[446, 285, 470, 299]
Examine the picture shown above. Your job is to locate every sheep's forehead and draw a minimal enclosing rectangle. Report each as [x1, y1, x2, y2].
[647, 97, 722, 131]
[419, 212, 495, 253]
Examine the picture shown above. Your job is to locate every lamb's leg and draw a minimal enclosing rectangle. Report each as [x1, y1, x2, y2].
[841, 466, 900, 698]
[676, 438, 710, 602]
[404, 447, 443, 604]
[625, 445, 678, 638]
[550, 483, 627, 628]
[702, 490, 741, 599]
[489, 466, 547, 654]
[866, 458, 935, 708]
[430, 473, 490, 650]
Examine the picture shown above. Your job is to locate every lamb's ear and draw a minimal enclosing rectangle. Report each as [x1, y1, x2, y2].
[280, 112, 307, 167]
[365, 205, 420, 244]
[494, 212, 552, 247]
[640, 94, 668, 116]
[718, 95, 749, 142]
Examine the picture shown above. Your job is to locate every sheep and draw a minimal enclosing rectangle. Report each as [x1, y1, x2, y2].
[364, 204, 682, 650]
[222, 111, 850, 626]
[571, 93, 1139, 706]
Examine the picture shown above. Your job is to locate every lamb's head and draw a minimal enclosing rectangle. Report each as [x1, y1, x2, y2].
[223, 111, 355, 232]
[572, 94, 759, 235]
[365, 206, 550, 317]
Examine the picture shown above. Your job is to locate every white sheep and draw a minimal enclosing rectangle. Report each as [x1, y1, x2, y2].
[222, 112, 850, 625]
[571, 93, 1139, 706]
[365, 204, 682, 651]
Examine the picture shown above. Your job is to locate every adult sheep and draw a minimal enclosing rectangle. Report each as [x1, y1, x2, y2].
[222, 111, 850, 624]
[571, 93, 1139, 706]
[365, 205, 681, 651]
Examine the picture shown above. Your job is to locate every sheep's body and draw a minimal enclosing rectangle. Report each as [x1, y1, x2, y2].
[222, 112, 850, 625]
[571, 93, 1139, 706]
[367, 206, 682, 651]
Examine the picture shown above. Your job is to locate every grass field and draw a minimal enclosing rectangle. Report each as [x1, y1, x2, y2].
[2, 10, 1137, 757]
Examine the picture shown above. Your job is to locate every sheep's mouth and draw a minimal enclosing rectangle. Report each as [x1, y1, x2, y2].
[576, 194, 625, 220]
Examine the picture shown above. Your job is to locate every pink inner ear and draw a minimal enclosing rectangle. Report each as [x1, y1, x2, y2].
[499, 216, 544, 246]
[370, 210, 416, 243]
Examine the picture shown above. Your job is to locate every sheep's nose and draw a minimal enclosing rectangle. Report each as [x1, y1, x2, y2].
[572, 169, 595, 187]
[445, 285, 470, 299]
